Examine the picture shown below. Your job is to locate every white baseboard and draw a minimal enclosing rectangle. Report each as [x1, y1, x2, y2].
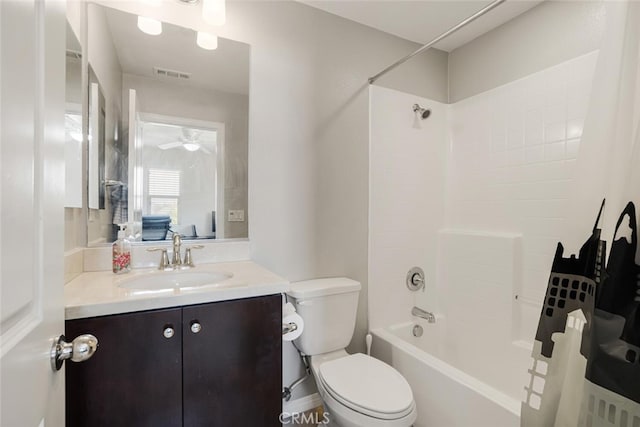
[283, 393, 323, 415]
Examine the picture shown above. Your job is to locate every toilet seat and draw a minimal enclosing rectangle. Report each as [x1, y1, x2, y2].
[318, 353, 415, 420]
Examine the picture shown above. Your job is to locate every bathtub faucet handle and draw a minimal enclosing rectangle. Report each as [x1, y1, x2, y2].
[406, 267, 425, 291]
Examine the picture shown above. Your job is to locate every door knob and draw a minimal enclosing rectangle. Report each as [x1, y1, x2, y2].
[50, 334, 98, 372]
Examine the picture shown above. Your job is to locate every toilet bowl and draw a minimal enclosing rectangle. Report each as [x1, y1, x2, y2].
[311, 351, 416, 427]
[287, 278, 417, 427]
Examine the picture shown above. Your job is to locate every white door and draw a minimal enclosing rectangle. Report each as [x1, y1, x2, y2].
[1, 0, 67, 425]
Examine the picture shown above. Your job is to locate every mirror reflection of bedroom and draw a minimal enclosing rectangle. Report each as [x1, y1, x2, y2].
[137, 118, 222, 241]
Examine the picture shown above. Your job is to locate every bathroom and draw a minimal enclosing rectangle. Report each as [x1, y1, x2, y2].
[2, 0, 640, 426]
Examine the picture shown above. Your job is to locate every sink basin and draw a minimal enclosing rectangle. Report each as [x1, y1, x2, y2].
[119, 270, 233, 292]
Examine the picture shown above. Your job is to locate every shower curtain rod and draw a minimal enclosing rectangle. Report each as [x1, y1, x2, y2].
[368, 0, 507, 84]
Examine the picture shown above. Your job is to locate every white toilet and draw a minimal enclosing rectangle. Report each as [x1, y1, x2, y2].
[287, 278, 417, 427]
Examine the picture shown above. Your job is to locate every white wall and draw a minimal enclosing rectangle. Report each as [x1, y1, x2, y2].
[446, 51, 598, 342]
[449, 0, 605, 102]
[368, 85, 448, 330]
[87, 4, 122, 107]
[66, 0, 82, 41]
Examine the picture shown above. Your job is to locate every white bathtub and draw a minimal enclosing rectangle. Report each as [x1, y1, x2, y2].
[371, 320, 531, 427]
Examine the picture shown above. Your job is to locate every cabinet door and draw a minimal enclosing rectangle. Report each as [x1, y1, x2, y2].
[66, 308, 183, 427]
[183, 295, 282, 427]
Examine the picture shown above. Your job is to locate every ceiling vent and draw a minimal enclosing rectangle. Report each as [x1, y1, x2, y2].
[153, 67, 191, 80]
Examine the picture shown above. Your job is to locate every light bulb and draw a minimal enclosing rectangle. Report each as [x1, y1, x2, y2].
[137, 16, 162, 36]
[183, 143, 200, 152]
[196, 32, 218, 50]
[202, 0, 225, 26]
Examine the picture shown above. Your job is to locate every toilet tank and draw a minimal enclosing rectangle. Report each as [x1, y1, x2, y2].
[287, 278, 361, 356]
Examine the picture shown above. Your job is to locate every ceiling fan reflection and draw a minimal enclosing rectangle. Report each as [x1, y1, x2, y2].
[157, 129, 213, 154]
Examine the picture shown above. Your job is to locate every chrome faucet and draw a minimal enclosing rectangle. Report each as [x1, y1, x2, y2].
[412, 306, 436, 323]
[146, 234, 204, 270]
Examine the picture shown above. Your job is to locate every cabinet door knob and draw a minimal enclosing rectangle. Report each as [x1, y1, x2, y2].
[190, 321, 202, 334]
[163, 326, 175, 339]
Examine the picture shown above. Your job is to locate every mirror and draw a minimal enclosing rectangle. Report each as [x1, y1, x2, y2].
[65, 22, 83, 208]
[88, 65, 107, 211]
[85, 3, 249, 245]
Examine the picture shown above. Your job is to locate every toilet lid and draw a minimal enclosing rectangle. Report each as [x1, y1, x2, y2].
[318, 353, 414, 419]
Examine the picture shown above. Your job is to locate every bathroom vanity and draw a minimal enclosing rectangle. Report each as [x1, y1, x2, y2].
[64, 262, 288, 427]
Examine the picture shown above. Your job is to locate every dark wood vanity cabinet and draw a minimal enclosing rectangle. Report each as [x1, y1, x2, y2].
[66, 307, 183, 426]
[65, 295, 282, 427]
[182, 297, 282, 426]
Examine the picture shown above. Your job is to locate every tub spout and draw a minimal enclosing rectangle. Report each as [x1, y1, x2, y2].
[412, 306, 436, 323]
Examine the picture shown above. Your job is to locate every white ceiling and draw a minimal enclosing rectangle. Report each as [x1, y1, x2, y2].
[103, 6, 250, 95]
[299, 0, 544, 52]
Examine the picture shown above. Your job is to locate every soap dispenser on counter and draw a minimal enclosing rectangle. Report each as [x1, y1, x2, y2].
[112, 224, 131, 274]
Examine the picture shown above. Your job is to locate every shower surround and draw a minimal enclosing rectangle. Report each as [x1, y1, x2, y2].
[368, 50, 599, 426]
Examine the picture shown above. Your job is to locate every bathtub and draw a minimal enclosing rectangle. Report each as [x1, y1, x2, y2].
[371, 320, 531, 427]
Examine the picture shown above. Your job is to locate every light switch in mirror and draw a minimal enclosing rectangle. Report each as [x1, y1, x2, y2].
[85, 3, 249, 246]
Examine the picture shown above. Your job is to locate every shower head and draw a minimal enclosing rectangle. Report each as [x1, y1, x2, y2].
[413, 104, 431, 120]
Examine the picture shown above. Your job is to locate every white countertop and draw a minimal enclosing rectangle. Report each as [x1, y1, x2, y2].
[65, 261, 290, 320]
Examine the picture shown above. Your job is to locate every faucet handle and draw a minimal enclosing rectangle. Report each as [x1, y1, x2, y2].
[147, 247, 170, 270]
[183, 245, 204, 267]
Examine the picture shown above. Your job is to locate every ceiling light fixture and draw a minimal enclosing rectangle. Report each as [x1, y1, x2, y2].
[196, 31, 218, 50]
[183, 143, 201, 152]
[137, 16, 163, 35]
[202, 0, 225, 26]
